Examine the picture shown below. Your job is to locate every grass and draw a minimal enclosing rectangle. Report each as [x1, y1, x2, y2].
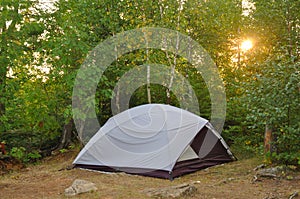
[0, 149, 299, 199]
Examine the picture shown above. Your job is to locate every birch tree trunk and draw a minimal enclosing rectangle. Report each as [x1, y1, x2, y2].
[143, 31, 151, 104]
[165, 0, 183, 104]
[114, 35, 121, 113]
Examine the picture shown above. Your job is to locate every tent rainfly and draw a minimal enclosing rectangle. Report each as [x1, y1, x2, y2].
[73, 104, 236, 179]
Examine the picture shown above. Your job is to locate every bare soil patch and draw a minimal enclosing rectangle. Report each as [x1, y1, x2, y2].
[0, 150, 299, 199]
[0, 156, 24, 175]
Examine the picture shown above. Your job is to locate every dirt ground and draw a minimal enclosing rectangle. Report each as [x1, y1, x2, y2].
[0, 150, 299, 199]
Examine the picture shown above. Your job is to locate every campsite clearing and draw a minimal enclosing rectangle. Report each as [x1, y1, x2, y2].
[0, 149, 299, 199]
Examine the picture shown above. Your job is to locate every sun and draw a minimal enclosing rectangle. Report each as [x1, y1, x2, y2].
[241, 39, 253, 51]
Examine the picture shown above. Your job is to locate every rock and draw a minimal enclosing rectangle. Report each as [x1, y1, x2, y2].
[253, 164, 266, 171]
[65, 186, 77, 196]
[58, 164, 74, 171]
[256, 166, 283, 178]
[254, 165, 299, 182]
[263, 193, 280, 199]
[65, 179, 97, 196]
[142, 183, 197, 198]
[289, 191, 298, 199]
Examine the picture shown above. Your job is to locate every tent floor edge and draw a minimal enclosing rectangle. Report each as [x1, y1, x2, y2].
[73, 157, 234, 179]
[73, 164, 173, 179]
[171, 158, 233, 178]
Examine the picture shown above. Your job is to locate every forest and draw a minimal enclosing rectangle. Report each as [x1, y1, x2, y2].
[0, 0, 299, 167]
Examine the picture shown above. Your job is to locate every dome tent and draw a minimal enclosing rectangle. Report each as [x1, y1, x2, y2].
[73, 104, 235, 179]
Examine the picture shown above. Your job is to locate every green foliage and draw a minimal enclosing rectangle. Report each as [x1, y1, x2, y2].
[10, 147, 26, 161]
[244, 53, 300, 165]
[271, 127, 300, 165]
[59, 149, 67, 154]
[242, 0, 300, 165]
[26, 151, 42, 162]
[9, 147, 41, 163]
[0, 0, 298, 165]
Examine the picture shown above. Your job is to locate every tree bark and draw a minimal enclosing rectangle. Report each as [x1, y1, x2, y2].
[113, 35, 121, 113]
[165, 1, 182, 104]
[264, 124, 273, 153]
[57, 119, 74, 150]
[143, 31, 151, 104]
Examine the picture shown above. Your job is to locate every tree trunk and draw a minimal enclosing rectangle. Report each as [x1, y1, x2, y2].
[115, 84, 121, 113]
[113, 36, 121, 113]
[143, 31, 151, 104]
[147, 64, 151, 104]
[165, 1, 182, 105]
[164, 30, 179, 105]
[57, 119, 74, 150]
[264, 124, 273, 153]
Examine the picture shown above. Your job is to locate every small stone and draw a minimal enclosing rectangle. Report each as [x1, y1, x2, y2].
[65, 179, 97, 196]
[289, 191, 298, 199]
[142, 183, 197, 198]
[193, 180, 201, 184]
[253, 164, 266, 171]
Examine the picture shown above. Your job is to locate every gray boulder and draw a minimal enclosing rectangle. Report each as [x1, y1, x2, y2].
[142, 183, 197, 198]
[65, 179, 97, 196]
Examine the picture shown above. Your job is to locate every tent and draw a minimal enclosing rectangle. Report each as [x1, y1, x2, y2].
[73, 104, 235, 179]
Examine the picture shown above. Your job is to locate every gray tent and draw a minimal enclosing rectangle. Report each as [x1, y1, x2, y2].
[73, 104, 235, 179]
